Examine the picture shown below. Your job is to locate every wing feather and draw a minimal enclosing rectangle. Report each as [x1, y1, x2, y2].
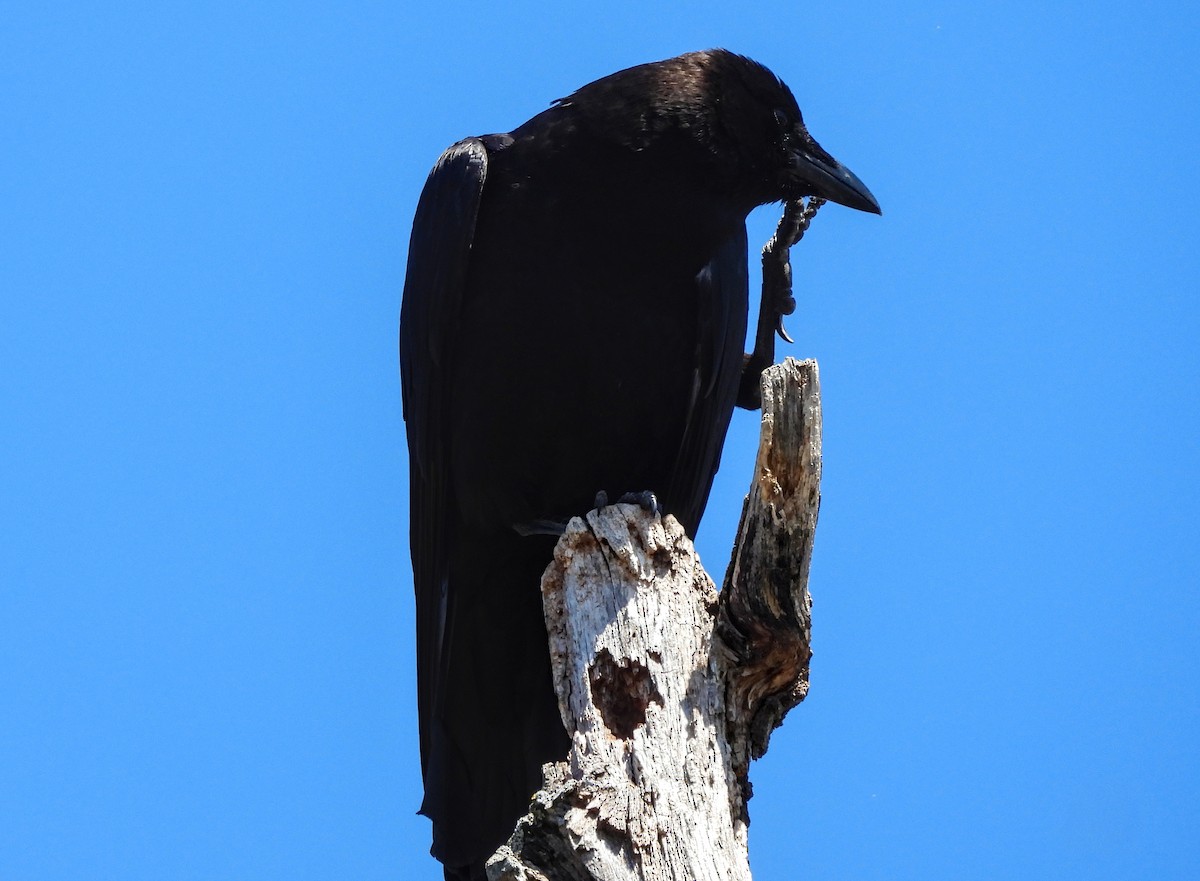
[668, 225, 750, 534]
[399, 138, 489, 782]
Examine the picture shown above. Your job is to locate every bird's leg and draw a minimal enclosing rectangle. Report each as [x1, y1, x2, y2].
[737, 197, 825, 410]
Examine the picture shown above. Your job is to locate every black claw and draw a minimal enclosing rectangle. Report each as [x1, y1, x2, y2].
[594, 490, 609, 510]
[617, 490, 660, 517]
[774, 289, 796, 342]
[776, 316, 794, 344]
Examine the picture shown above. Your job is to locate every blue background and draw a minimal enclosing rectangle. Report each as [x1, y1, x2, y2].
[4, 3, 1198, 879]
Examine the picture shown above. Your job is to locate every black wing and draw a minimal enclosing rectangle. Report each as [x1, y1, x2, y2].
[667, 224, 750, 535]
[399, 138, 488, 783]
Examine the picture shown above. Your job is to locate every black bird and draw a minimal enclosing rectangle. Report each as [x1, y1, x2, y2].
[400, 49, 879, 879]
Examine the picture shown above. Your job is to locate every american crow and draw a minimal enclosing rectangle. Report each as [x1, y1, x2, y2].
[400, 49, 879, 879]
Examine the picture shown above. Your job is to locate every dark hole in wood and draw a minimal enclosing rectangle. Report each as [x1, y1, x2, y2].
[589, 648, 663, 739]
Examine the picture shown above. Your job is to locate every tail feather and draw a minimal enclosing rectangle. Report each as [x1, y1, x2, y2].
[423, 528, 569, 870]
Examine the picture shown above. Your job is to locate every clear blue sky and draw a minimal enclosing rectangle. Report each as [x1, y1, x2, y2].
[3, 3, 1198, 879]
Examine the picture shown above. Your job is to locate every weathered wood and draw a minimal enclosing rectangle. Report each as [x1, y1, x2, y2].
[718, 358, 819, 793]
[490, 358, 821, 881]
[490, 505, 748, 881]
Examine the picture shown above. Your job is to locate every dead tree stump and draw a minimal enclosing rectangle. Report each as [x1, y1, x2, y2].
[488, 357, 821, 881]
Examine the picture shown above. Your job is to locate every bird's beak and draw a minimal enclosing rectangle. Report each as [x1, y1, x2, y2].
[786, 142, 881, 215]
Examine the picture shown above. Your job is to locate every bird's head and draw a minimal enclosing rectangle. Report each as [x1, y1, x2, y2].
[696, 50, 881, 215]
[547, 50, 880, 218]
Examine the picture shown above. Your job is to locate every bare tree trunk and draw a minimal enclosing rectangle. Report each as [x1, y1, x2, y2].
[489, 358, 821, 881]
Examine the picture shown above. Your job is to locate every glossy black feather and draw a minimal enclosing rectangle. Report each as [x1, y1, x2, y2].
[399, 139, 488, 788]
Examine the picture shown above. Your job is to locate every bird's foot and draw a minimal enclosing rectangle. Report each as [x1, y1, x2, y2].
[761, 197, 823, 344]
[593, 490, 661, 518]
[617, 490, 661, 517]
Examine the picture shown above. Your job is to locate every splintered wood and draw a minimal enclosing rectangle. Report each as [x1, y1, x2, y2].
[489, 359, 821, 881]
